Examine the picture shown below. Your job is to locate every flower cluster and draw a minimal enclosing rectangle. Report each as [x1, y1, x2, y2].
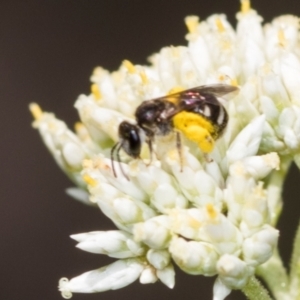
[30, 1, 300, 299]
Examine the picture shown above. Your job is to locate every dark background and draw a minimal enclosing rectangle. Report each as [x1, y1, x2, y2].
[1, 1, 300, 299]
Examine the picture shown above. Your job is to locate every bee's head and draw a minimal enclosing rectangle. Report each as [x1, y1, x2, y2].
[110, 121, 142, 179]
[118, 121, 142, 158]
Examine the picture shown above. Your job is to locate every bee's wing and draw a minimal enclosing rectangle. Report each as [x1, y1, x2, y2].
[184, 84, 239, 98]
[161, 84, 239, 119]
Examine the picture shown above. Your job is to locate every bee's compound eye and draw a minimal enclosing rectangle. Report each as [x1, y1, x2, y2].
[118, 121, 141, 158]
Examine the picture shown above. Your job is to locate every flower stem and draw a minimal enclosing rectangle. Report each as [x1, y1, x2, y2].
[241, 276, 272, 300]
[256, 249, 289, 299]
[289, 221, 300, 299]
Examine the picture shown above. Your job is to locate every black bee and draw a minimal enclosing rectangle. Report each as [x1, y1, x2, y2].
[111, 84, 238, 178]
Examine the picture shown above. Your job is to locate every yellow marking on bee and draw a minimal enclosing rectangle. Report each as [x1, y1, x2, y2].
[241, 0, 251, 13]
[91, 83, 101, 100]
[173, 111, 215, 153]
[206, 204, 217, 220]
[29, 103, 43, 120]
[185, 16, 199, 34]
[123, 60, 136, 74]
[82, 174, 97, 187]
[166, 86, 185, 104]
[215, 18, 225, 32]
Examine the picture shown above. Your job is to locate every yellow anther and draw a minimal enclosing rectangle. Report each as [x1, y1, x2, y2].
[123, 60, 136, 74]
[185, 16, 199, 34]
[171, 46, 180, 58]
[139, 71, 148, 84]
[206, 204, 217, 220]
[188, 216, 202, 229]
[230, 78, 239, 87]
[29, 103, 43, 120]
[82, 174, 97, 187]
[215, 18, 225, 32]
[241, 0, 251, 13]
[74, 122, 84, 133]
[91, 83, 101, 100]
[92, 66, 103, 76]
[278, 29, 286, 47]
[82, 159, 93, 168]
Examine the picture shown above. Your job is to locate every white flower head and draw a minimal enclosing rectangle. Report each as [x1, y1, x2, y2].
[30, 1, 295, 299]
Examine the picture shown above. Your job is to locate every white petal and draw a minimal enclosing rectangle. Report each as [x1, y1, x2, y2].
[213, 277, 232, 300]
[58, 259, 144, 296]
[157, 264, 175, 289]
[227, 115, 265, 163]
[65, 187, 93, 206]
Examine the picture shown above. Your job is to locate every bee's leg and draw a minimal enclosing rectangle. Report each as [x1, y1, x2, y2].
[116, 142, 130, 181]
[145, 137, 154, 166]
[176, 132, 183, 172]
[204, 153, 213, 163]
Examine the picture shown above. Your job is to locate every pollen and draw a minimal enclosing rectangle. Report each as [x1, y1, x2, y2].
[278, 29, 286, 47]
[206, 203, 217, 220]
[185, 16, 199, 34]
[167, 86, 185, 104]
[91, 83, 101, 100]
[29, 103, 43, 120]
[241, 0, 251, 14]
[215, 18, 225, 33]
[230, 78, 239, 87]
[139, 70, 148, 84]
[263, 152, 280, 170]
[82, 174, 98, 187]
[172, 111, 215, 153]
[122, 60, 136, 74]
[74, 122, 84, 133]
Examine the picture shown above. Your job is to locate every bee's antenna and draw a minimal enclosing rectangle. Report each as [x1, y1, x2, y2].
[110, 142, 119, 178]
[176, 132, 183, 172]
[116, 141, 130, 181]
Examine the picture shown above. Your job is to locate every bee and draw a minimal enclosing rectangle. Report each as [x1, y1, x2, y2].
[111, 84, 238, 178]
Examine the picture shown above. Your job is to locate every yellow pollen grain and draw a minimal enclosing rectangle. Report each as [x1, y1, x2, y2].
[185, 16, 199, 34]
[139, 71, 148, 84]
[278, 29, 286, 47]
[215, 18, 225, 32]
[206, 203, 217, 220]
[123, 60, 136, 74]
[82, 174, 97, 187]
[91, 83, 101, 100]
[29, 103, 43, 120]
[241, 0, 251, 13]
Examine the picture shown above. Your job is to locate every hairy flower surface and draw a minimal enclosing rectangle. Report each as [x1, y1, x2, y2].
[30, 1, 300, 299]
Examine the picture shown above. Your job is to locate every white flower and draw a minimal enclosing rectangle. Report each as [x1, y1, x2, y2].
[30, 1, 297, 299]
